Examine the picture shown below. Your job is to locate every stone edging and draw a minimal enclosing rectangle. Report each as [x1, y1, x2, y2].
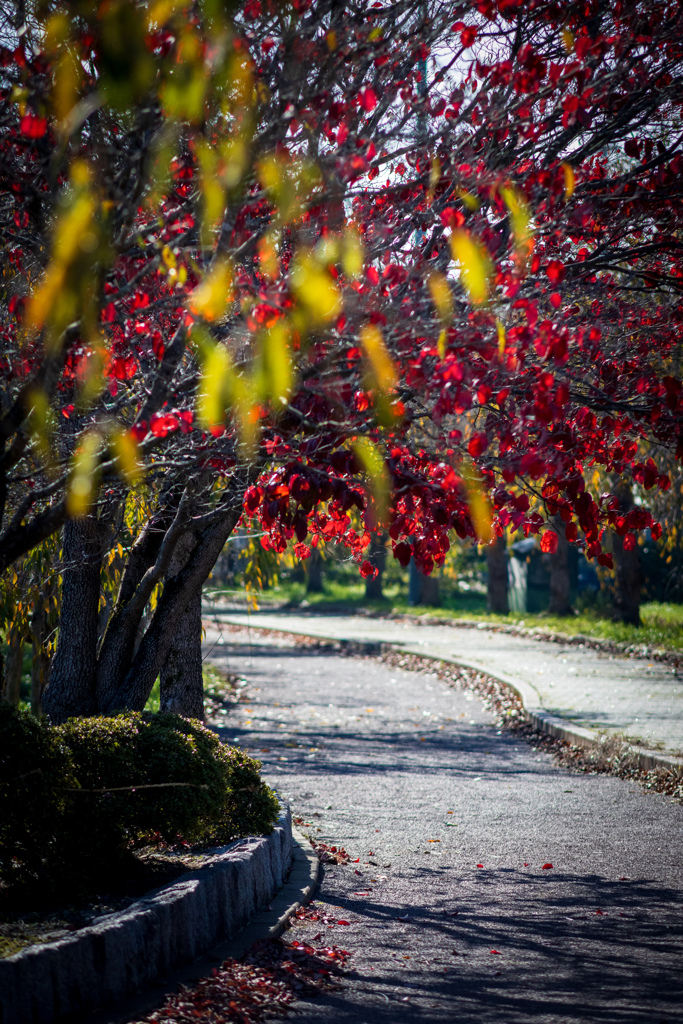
[0, 808, 293, 1024]
[423, 649, 683, 773]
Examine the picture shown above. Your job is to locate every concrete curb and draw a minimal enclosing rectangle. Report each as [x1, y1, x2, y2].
[84, 826, 320, 1024]
[210, 619, 683, 775]
[0, 808, 296, 1024]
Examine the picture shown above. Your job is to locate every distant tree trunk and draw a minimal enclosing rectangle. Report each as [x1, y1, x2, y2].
[612, 481, 641, 626]
[42, 515, 104, 723]
[2, 629, 24, 706]
[409, 557, 440, 606]
[365, 532, 387, 600]
[307, 547, 323, 593]
[487, 535, 509, 614]
[548, 520, 573, 616]
[159, 532, 204, 719]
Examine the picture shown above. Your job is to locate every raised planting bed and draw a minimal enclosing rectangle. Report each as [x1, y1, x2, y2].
[0, 807, 292, 1024]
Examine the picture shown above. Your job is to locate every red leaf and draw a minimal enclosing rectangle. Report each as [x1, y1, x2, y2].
[490, 949, 501, 954]
[359, 87, 377, 112]
[460, 26, 477, 47]
[542, 862, 553, 870]
[360, 560, 378, 579]
[476, 863, 484, 868]
[546, 260, 566, 285]
[540, 531, 558, 554]
[20, 113, 47, 138]
[337, 920, 350, 926]
[549, 292, 562, 309]
[467, 432, 488, 457]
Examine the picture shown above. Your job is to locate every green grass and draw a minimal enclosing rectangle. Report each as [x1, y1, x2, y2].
[144, 664, 237, 714]
[243, 580, 683, 653]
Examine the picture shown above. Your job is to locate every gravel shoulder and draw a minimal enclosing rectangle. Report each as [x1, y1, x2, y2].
[206, 635, 683, 1024]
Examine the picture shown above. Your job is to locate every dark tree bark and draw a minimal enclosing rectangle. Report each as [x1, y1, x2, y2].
[487, 534, 509, 614]
[365, 531, 387, 601]
[409, 557, 440, 606]
[612, 482, 641, 626]
[548, 520, 573, 616]
[306, 547, 323, 593]
[42, 515, 104, 723]
[100, 499, 245, 713]
[159, 532, 204, 719]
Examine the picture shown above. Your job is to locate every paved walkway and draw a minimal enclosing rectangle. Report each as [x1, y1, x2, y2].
[206, 635, 683, 1024]
[202, 605, 683, 757]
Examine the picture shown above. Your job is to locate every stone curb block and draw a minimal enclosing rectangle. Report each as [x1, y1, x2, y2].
[0, 808, 293, 1024]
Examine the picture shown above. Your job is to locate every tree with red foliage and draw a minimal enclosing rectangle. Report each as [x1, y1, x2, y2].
[1, 0, 682, 720]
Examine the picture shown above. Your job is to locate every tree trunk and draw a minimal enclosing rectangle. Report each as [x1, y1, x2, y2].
[159, 533, 204, 719]
[306, 547, 323, 593]
[2, 629, 24, 706]
[612, 482, 641, 626]
[487, 534, 509, 614]
[364, 532, 387, 601]
[42, 516, 103, 723]
[548, 520, 573, 616]
[101, 500, 244, 713]
[409, 557, 440, 606]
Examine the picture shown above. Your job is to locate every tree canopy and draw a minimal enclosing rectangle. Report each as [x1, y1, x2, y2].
[1, 0, 682, 717]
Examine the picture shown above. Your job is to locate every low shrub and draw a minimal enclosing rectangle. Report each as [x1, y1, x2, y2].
[0, 703, 75, 883]
[0, 706, 279, 889]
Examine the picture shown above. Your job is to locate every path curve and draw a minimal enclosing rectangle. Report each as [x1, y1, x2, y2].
[204, 606, 683, 760]
[206, 633, 683, 1024]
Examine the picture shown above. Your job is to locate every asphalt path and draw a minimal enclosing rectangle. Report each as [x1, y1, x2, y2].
[203, 605, 683, 756]
[207, 634, 683, 1024]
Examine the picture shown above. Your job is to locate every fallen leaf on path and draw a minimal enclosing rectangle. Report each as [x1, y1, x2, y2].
[476, 863, 484, 868]
[490, 949, 502, 954]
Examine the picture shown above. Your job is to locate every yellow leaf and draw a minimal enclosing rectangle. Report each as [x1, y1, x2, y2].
[196, 140, 225, 245]
[260, 320, 293, 405]
[326, 29, 337, 50]
[462, 463, 492, 543]
[188, 259, 233, 321]
[561, 27, 574, 54]
[428, 272, 453, 324]
[290, 253, 342, 325]
[497, 320, 506, 361]
[220, 136, 249, 190]
[359, 324, 397, 391]
[500, 185, 534, 260]
[341, 228, 364, 279]
[67, 430, 101, 517]
[25, 261, 67, 332]
[353, 438, 390, 526]
[111, 429, 142, 484]
[197, 338, 233, 432]
[456, 188, 480, 211]
[561, 162, 575, 200]
[147, 0, 186, 29]
[428, 156, 441, 202]
[449, 230, 491, 305]
[437, 328, 447, 360]
[26, 387, 53, 466]
[259, 228, 280, 280]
